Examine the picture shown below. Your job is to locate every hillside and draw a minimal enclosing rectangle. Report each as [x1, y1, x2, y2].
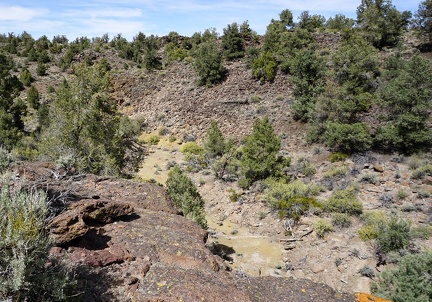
[0, 12, 432, 302]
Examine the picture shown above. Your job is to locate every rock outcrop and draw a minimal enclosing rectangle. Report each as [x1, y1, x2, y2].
[15, 162, 356, 302]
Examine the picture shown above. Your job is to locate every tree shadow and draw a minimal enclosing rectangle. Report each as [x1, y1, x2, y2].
[207, 243, 236, 261]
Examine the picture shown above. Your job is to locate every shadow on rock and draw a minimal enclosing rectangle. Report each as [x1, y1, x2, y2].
[207, 242, 236, 261]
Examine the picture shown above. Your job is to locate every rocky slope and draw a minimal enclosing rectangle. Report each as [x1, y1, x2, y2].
[14, 162, 357, 302]
[8, 32, 430, 301]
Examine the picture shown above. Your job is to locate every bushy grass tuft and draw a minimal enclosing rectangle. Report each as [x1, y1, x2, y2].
[180, 141, 204, 155]
[322, 186, 363, 215]
[358, 210, 387, 241]
[263, 179, 324, 220]
[314, 219, 334, 238]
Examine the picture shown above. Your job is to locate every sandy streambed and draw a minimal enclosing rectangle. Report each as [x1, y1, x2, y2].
[136, 140, 285, 277]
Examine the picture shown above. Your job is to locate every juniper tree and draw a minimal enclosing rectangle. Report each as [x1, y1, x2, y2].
[239, 117, 287, 188]
[193, 41, 226, 86]
[166, 165, 207, 229]
[356, 0, 411, 48]
[203, 120, 227, 158]
[376, 54, 432, 153]
[0, 53, 25, 149]
[39, 61, 138, 175]
[222, 22, 245, 60]
[414, 0, 432, 43]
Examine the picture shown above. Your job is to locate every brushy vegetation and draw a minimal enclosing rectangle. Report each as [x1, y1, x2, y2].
[239, 117, 289, 188]
[328, 152, 349, 163]
[166, 165, 207, 229]
[314, 219, 334, 238]
[0, 181, 74, 301]
[1, 3, 432, 298]
[263, 179, 323, 220]
[180, 142, 204, 155]
[331, 213, 352, 228]
[358, 210, 388, 241]
[372, 251, 432, 302]
[376, 216, 411, 255]
[322, 186, 363, 215]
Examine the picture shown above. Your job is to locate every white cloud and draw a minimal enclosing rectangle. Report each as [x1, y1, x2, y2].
[0, 5, 48, 22]
[79, 19, 148, 39]
[63, 8, 142, 19]
[255, 0, 359, 14]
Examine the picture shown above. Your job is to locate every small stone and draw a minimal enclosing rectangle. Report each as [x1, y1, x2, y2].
[424, 176, 432, 186]
[310, 263, 325, 274]
[373, 163, 384, 173]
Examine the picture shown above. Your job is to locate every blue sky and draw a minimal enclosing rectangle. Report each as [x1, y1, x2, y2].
[0, 1, 420, 41]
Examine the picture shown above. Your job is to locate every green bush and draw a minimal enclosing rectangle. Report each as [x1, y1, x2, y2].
[328, 152, 349, 163]
[361, 173, 379, 184]
[276, 196, 322, 221]
[411, 225, 432, 239]
[296, 157, 317, 176]
[332, 213, 352, 228]
[263, 179, 323, 207]
[146, 134, 160, 145]
[166, 166, 207, 229]
[180, 141, 204, 155]
[212, 145, 240, 180]
[263, 179, 323, 220]
[314, 219, 334, 238]
[358, 210, 388, 241]
[396, 188, 409, 200]
[0, 148, 13, 173]
[0, 184, 74, 301]
[323, 186, 363, 215]
[411, 164, 432, 180]
[239, 117, 287, 187]
[376, 216, 411, 255]
[252, 51, 276, 83]
[371, 252, 432, 302]
[358, 265, 376, 278]
[226, 188, 241, 202]
[193, 41, 226, 86]
[323, 121, 372, 153]
[323, 165, 348, 180]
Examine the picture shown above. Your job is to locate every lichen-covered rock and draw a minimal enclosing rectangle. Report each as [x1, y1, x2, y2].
[17, 162, 356, 301]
